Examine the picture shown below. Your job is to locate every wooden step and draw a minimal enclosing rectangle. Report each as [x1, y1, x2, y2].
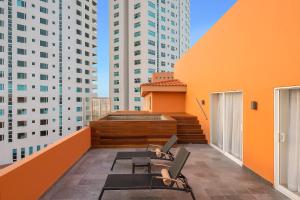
[178, 139, 208, 144]
[177, 129, 203, 134]
[177, 134, 207, 140]
[171, 115, 198, 119]
[176, 120, 199, 124]
[177, 124, 202, 130]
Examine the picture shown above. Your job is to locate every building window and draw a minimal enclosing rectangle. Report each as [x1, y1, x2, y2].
[76, 116, 82, 122]
[148, 20, 156, 28]
[134, 3, 141, 9]
[17, 73, 27, 79]
[17, 36, 27, 43]
[40, 40, 48, 47]
[134, 106, 141, 111]
[17, 85, 27, 91]
[134, 31, 141, 37]
[40, 29, 48, 36]
[40, 97, 48, 103]
[40, 119, 48, 125]
[148, 1, 156, 8]
[17, 12, 26, 19]
[17, 48, 27, 55]
[12, 149, 17, 162]
[134, 22, 141, 28]
[17, 121, 27, 127]
[21, 148, 25, 158]
[17, 24, 26, 31]
[134, 87, 141, 93]
[76, 87, 82, 93]
[17, 109, 27, 115]
[113, 4, 119, 9]
[134, 13, 141, 19]
[148, 30, 156, 37]
[17, 0, 26, 7]
[40, 18, 48, 25]
[17, 97, 27, 103]
[40, 63, 48, 69]
[29, 147, 33, 155]
[40, 52, 48, 58]
[40, 130, 48, 136]
[40, 6, 48, 14]
[134, 78, 141, 83]
[114, 80, 119, 85]
[134, 69, 141, 74]
[17, 133, 27, 139]
[40, 74, 48, 80]
[148, 59, 156, 65]
[40, 85, 48, 92]
[40, 108, 48, 114]
[148, 11, 155, 18]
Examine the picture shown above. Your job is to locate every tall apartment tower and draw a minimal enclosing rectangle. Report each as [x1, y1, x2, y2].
[110, 0, 190, 111]
[0, 0, 97, 165]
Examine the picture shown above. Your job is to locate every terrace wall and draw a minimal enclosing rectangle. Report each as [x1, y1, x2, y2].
[0, 127, 91, 200]
[174, 0, 300, 183]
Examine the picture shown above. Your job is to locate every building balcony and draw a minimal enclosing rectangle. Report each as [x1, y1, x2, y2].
[0, 118, 289, 200]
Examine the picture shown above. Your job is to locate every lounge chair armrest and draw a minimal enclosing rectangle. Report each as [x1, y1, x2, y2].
[146, 144, 162, 150]
[151, 163, 170, 168]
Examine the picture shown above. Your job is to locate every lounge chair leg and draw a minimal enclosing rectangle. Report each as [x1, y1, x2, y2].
[98, 188, 105, 200]
[190, 190, 196, 200]
[110, 158, 117, 171]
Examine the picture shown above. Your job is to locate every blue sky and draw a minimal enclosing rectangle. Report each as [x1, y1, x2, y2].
[96, 0, 237, 97]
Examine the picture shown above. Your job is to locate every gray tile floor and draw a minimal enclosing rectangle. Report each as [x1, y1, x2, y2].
[41, 145, 290, 200]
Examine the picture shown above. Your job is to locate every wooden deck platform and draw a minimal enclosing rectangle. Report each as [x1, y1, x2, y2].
[90, 112, 207, 148]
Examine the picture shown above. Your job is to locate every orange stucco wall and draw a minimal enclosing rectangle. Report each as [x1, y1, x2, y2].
[0, 127, 91, 200]
[150, 92, 186, 113]
[174, 0, 300, 183]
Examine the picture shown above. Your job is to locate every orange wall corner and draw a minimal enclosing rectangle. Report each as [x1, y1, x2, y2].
[0, 127, 91, 200]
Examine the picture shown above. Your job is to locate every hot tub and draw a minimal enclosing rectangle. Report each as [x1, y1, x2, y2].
[90, 113, 177, 147]
[106, 115, 168, 121]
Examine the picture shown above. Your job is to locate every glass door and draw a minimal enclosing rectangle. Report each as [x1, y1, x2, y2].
[210, 92, 243, 164]
[277, 89, 300, 199]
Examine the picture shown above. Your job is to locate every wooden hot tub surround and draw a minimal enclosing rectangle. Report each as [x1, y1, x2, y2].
[90, 112, 177, 148]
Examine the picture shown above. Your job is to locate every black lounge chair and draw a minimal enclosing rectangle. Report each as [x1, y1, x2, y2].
[99, 147, 195, 200]
[110, 135, 178, 170]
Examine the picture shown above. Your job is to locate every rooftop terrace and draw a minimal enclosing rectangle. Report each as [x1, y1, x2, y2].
[41, 145, 288, 200]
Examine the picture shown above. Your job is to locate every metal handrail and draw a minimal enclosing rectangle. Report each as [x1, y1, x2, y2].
[196, 98, 208, 120]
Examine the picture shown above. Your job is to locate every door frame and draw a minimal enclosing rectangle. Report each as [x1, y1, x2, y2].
[274, 86, 300, 200]
[210, 91, 244, 166]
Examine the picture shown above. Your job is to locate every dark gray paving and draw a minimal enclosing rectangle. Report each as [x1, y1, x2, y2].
[41, 145, 290, 200]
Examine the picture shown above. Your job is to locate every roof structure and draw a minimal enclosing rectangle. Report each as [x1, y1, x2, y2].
[141, 79, 187, 97]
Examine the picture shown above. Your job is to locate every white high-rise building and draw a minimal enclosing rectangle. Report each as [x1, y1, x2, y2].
[110, 0, 190, 111]
[0, 0, 97, 165]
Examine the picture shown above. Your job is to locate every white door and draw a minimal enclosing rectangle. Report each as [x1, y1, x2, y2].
[210, 92, 243, 165]
[275, 88, 300, 200]
[211, 93, 224, 149]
